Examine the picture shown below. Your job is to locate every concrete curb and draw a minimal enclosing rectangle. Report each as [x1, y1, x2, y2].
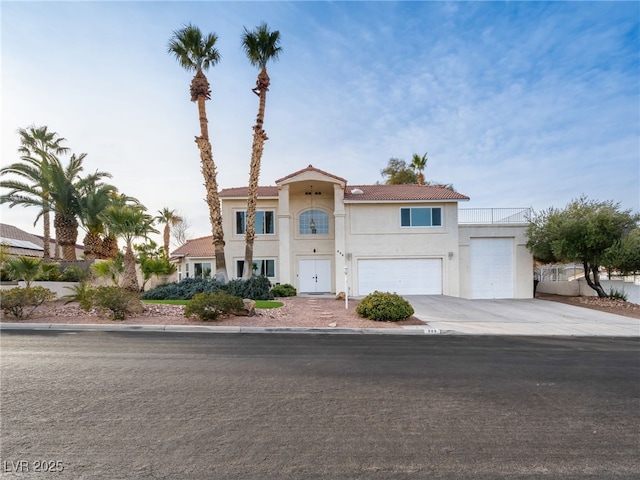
[0, 323, 441, 335]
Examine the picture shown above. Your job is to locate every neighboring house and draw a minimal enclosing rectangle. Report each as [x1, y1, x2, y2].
[170, 165, 533, 299]
[0, 223, 84, 259]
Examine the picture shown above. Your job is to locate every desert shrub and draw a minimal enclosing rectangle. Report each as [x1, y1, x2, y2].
[356, 291, 415, 322]
[1, 286, 56, 319]
[184, 291, 245, 321]
[91, 286, 143, 320]
[62, 283, 95, 311]
[141, 277, 224, 300]
[608, 287, 628, 302]
[225, 276, 274, 300]
[271, 283, 297, 297]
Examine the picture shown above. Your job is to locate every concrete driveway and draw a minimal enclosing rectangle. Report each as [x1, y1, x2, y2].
[405, 295, 640, 336]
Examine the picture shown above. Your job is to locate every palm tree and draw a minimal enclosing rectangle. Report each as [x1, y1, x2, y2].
[155, 208, 183, 258]
[0, 126, 69, 259]
[410, 152, 428, 186]
[101, 204, 158, 291]
[5, 256, 42, 289]
[241, 22, 282, 278]
[77, 180, 119, 259]
[167, 24, 228, 283]
[47, 153, 112, 260]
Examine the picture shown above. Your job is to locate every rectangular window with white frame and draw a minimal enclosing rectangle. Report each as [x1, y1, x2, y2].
[236, 210, 275, 235]
[236, 259, 276, 279]
[400, 207, 442, 227]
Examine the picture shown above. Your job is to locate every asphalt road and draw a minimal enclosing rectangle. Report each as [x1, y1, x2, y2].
[1, 331, 638, 479]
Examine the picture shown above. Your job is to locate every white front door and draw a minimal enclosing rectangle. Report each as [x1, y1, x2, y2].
[299, 259, 332, 293]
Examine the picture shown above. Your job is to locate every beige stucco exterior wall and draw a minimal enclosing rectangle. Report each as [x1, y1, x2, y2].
[458, 224, 533, 299]
[221, 198, 280, 280]
[344, 202, 461, 296]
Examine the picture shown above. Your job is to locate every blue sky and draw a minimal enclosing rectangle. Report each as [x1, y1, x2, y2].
[2, 1, 638, 244]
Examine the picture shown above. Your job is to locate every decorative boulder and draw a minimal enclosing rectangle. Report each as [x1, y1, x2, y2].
[237, 299, 256, 317]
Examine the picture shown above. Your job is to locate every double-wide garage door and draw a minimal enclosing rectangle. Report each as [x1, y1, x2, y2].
[358, 259, 442, 296]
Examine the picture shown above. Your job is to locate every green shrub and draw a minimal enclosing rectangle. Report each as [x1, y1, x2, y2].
[62, 283, 95, 311]
[356, 291, 415, 322]
[225, 276, 274, 300]
[60, 265, 86, 282]
[141, 277, 224, 300]
[1, 286, 56, 319]
[91, 286, 143, 320]
[37, 263, 62, 281]
[184, 291, 245, 321]
[608, 287, 628, 302]
[271, 283, 297, 297]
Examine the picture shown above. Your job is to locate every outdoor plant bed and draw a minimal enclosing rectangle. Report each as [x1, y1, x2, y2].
[0, 296, 427, 329]
[537, 293, 640, 319]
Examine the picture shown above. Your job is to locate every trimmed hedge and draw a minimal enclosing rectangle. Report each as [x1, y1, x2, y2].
[141, 276, 273, 301]
[356, 291, 414, 322]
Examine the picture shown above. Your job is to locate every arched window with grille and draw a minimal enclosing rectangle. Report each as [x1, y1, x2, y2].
[299, 209, 329, 235]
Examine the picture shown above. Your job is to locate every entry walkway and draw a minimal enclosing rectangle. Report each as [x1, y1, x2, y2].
[405, 295, 640, 336]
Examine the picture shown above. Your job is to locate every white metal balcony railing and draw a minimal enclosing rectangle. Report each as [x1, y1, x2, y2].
[458, 208, 532, 225]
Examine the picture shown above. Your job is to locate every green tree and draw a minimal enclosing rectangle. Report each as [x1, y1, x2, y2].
[603, 227, 640, 276]
[527, 197, 639, 297]
[77, 179, 120, 260]
[155, 208, 183, 258]
[0, 126, 69, 259]
[168, 24, 228, 283]
[241, 22, 282, 279]
[380, 158, 418, 185]
[410, 152, 428, 186]
[101, 204, 158, 291]
[47, 153, 112, 260]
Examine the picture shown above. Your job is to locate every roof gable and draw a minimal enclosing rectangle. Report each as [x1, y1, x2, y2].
[276, 165, 347, 187]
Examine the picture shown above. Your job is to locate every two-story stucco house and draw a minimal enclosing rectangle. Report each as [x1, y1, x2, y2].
[171, 165, 533, 299]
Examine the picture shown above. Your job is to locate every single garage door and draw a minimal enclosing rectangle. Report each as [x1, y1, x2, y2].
[470, 238, 514, 299]
[358, 258, 442, 296]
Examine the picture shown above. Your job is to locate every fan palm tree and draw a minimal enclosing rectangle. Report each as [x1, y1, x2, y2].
[167, 23, 228, 283]
[241, 22, 282, 278]
[77, 180, 119, 259]
[101, 204, 158, 291]
[410, 152, 428, 186]
[0, 126, 69, 259]
[47, 153, 112, 260]
[155, 208, 183, 258]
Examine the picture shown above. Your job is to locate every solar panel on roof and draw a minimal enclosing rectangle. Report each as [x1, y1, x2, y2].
[0, 237, 43, 251]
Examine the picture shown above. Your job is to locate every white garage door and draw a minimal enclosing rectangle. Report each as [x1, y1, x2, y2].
[358, 259, 442, 296]
[470, 238, 514, 299]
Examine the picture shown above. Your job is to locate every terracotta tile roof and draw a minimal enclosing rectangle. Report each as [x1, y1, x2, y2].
[170, 235, 215, 258]
[276, 165, 348, 185]
[344, 184, 469, 202]
[219, 186, 279, 198]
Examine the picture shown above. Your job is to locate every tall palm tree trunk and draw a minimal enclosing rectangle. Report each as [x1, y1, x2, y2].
[190, 69, 228, 283]
[54, 213, 78, 260]
[42, 209, 52, 260]
[243, 67, 270, 278]
[121, 241, 139, 291]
